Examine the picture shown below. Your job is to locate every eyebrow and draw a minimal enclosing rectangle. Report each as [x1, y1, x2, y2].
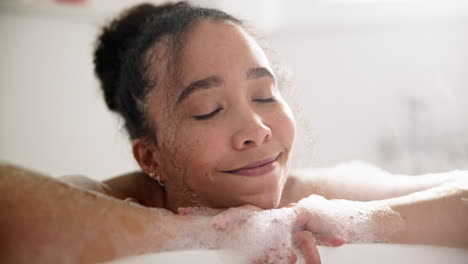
[246, 67, 274, 80]
[176, 75, 224, 105]
[176, 67, 275, 105]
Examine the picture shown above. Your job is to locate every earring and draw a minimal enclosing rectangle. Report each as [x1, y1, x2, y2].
[149, 171, 164, 187]
[156, 174, 165, 187]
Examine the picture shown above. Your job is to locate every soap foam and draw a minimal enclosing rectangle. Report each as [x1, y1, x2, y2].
[161, 207, 298, 262]
[297, 195, 402, 243]
[159, 197, 402, 263]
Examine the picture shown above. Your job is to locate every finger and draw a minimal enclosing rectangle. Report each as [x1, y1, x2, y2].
[293, 207, 324, 233]
[293, 207, 336, 236]
[287, 248, 298, 264]
[293, 230, 321, 264]
[315, 234, 346, 247]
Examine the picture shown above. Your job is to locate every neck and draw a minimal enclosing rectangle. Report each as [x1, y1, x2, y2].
[163, 185, 206, 213]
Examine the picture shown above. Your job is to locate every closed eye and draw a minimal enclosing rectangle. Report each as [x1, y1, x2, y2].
[254, 97, 277, 103]
[193, 108, 223, 120]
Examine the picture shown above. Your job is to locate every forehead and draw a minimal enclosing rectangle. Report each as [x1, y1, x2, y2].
[178, 21, 272, 83]
[146, 21, 273, 116]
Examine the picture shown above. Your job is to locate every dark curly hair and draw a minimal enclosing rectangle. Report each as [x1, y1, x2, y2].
[93, 2, 242, 144]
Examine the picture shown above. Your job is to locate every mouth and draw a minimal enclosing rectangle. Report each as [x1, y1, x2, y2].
[223, 153, 282, 177]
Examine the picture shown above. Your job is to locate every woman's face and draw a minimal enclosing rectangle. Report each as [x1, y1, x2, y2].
[147, 21, 296, 209]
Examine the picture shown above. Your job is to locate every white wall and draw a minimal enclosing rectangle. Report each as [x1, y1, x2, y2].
[270, 16, 468, 174]
[0, 14, 138, 179]
[1, 0, 467, 180]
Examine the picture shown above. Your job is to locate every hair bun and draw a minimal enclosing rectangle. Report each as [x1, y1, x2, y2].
[93, 2, 189, 112]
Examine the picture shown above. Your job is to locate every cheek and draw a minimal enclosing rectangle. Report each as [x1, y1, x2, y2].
[270, 102, 296, 149]
[166, 124, 229, 177]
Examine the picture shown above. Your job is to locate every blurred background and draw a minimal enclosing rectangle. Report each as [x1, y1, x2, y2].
[1, 0, 467, 181]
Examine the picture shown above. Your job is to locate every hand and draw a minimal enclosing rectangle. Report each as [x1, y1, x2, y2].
[180, 205, 298, 263]
[179, 204, 345, 264]
[291, 194, 399, 244]
[290, 196, 347, 244]
[288, 201, 346, 247]
[178, 204, 345, 245]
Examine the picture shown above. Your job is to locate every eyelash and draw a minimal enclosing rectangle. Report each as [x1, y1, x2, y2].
[193, 97, 277, 120]
[193, 108, 223, 120]
[254, 97, 277, 103]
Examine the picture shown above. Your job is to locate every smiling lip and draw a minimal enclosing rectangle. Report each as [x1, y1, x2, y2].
[224, 153, 281, 177]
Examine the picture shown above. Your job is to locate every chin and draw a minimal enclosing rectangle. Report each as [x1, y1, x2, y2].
[243, 178, 286, 209]
[255, 200, 280, 210]
[210, 189, 282, 209]
[243, 191, 282, 209]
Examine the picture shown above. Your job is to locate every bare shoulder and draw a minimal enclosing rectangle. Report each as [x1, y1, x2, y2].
[103, 171, 165, 208]
[279, 171, 323, 206]
[280, 161, 389, 205]
[60, 172, 164, 207]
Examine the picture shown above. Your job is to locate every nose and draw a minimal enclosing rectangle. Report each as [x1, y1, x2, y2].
[231, 111, 272, 150]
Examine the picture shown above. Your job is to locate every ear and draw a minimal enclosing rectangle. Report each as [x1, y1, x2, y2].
[132, 138, 158, 175]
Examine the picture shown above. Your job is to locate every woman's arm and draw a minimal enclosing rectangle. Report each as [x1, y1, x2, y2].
[0, 165, 195, 263]
[281, 161, 466, 204]
[60, 171, 165, 208]
[382, 181, 468, 248]
[0, 165, 325, 264]
[294, 180, 468, 248]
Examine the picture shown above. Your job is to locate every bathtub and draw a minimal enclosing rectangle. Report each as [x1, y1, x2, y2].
[106, 244, 468, 264]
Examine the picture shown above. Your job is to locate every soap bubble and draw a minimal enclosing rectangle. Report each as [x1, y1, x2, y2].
[157, 196, 402, 263]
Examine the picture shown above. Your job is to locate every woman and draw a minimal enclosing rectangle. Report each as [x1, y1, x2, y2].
[1, 2, 467, 264]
